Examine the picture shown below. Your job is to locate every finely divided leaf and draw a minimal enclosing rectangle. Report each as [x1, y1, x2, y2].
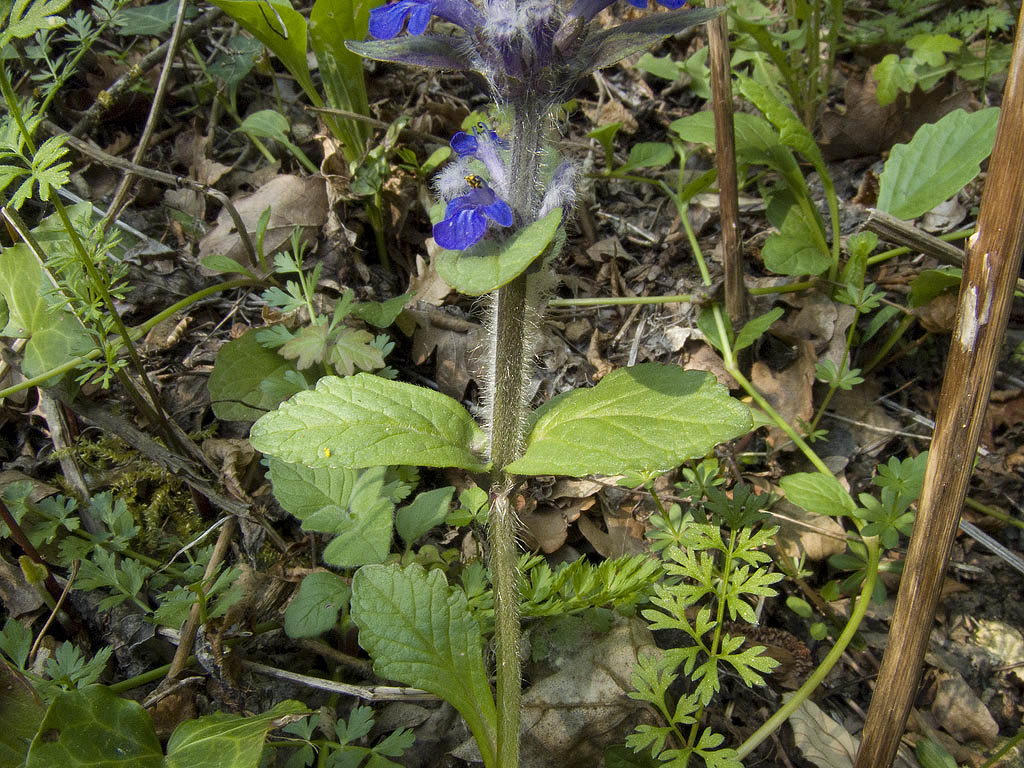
[506, 363, 750, 477]
[350, 564, 497, 767]
[250, 374, 488, 471]
[877, 108, 1000, 220]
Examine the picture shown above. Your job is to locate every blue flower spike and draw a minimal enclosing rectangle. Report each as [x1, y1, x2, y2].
[433, 175, 514, 250]
[368, 0, 484, 39]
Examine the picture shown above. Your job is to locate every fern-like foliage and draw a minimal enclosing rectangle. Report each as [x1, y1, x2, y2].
[626, 483, 783, 767]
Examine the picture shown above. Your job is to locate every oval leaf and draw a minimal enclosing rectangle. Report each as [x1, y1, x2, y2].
[165, 700, 307, 768]
[435, 208, 562, 296]
[877, 108, 1000, 220]
[250, 373, 489, 471]
[351, 564, 497, 766]
[779, 472, 856, 518]
[505, 363, 750, 476]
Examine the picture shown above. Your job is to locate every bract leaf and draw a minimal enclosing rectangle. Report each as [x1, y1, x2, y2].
[435, 208, 562, 296]
[250, 374, 488, 471]
[165, 700, 307, 768]
[580, 8, 722, 73]
[877, 108, 999, 220]
[350, 564, 497, 766]
[506, 363, 750, 476]
[26, 686, 163, 768]
[345, 36, 472, 71]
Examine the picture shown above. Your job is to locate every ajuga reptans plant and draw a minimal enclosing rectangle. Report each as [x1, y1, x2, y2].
[250, 3, 749, 768]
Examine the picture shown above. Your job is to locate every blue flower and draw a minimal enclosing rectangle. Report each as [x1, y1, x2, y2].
[433, 177, 514, 250]
[369, 0, 483, 39]
[451, 124, 509, 157]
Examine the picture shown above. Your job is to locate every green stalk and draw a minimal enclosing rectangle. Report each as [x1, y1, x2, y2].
[485, 97, 549, 768]
[735, 535, 880, 759]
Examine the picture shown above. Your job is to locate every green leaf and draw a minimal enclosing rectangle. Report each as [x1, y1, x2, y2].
[779, 473, 856, 517]
[308, 0, 374, 162]
[907, 33, 961, 67]
[395, 486, 454, 547]
[435, 208, 562, 296]
[208, 329, 310, 421]
[113, 0, 196, 36]
[635, 52, 683, 80]
[250, 374, 489, 472]
[0, 664, 45, 767]
[350, 293, 411, 328]
[908, 267, 961, 308]
[199, 253, 256, 276]
[350, 564, 497, 767]
[761, 198, 831, 276]
[284, 571, 351, 638]
[26, 686, 163, 768]
[321, 502, 393, 567]
[733, 307, 783, 353]
[327, 326, 386, 376]
[0, 243, 92, 380]
[165, 700, 307, 768]
[206, 0, 316, 101]
[877, 108, 1000, 220]
[735, 75, 826, 175]
[506, 363, 750, 476]
[872, 53, 917, 107]
[615, 142, 675, 175]
[267, 458, 359, 520]
[279, 323, 330, 369]
[0, 0, 69, 47]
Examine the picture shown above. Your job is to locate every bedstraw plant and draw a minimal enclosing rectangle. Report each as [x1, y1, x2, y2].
[247, 2, 758, 767]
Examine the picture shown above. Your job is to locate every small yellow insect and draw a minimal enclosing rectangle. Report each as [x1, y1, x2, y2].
[323, 448, 331, 459]
[465, 174, 484, 189]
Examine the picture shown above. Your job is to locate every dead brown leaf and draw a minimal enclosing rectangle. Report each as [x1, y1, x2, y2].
[198, 175, 328, 270]
[751, 339, 816, 449]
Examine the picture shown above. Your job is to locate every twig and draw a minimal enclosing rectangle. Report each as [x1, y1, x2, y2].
[104, 0, 190, 223]
[164, 516, 236, 682]
[241, 660, 438, 702]
[69, 7, 223, 137]
[854, 7, 1024, 765]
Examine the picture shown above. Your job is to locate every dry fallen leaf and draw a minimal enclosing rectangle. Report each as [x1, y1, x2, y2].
[931, 670, 999, 746]
[788, 695, 858, 768]
[198, 175, 328, 270]
[752, 339, 816, 449]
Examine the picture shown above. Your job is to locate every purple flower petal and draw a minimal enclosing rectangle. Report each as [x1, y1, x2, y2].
[434, 204, 487, 249]
[369, 0, 421, 39]
[450, 131, 479, 156]
[482, 197, 514, 227]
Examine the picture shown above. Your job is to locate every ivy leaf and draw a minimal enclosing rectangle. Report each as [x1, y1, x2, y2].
[0, 663, 45, 767]
[506, 363, 750, 477]
[250, 374, 489, 472]
[25, 686, 163, 768]
[208, 330, 310, 422]
[350, 564, 497, 767]
[165, 699, 308, 768]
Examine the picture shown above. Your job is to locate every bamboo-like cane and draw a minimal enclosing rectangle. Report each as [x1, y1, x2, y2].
[853, 7, 1024, 766]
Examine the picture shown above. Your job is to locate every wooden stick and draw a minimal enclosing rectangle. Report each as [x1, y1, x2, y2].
[706, 0, 747, 344]
[853, 6, 1024, 765]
